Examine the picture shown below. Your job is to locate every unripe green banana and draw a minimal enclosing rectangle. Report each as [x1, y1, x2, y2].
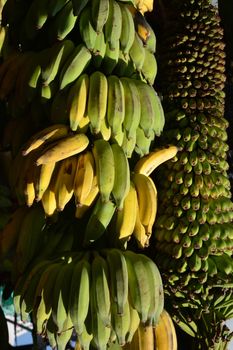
[88, 71, 108, 134]
[129, 32, 146, 71]
[41, 40, 74, 86]
[121, 77, 141, 139]
[91, 252, 111, 327]
[79, 6, 98, 51]
[107, 75, 125, 137]
[92, 139, 115, 203]
[59, 44, 92, 90]
[69, 253, 91, 335]
[111, 298, 131, 346]
[111, 143, 130, 209]
[104, 0, 122, 50]
[105, 249, 129, 315]
[91, 0, 109, 33]
[48, 1, 77, 42]
[119, 4, 135, 54]
[140, 48, 157, 85]
[84, 196, 116, 244]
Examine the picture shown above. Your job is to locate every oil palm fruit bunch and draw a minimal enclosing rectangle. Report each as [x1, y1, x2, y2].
[149, 0, 233, 347]
[13, 249, 164, 350]
[123, 309, 177, 350]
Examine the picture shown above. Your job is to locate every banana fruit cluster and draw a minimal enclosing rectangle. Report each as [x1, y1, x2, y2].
[13, 249, 163, 350]
[9, 133, 177, 249]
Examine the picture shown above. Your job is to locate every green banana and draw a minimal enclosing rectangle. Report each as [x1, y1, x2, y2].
[23, 0, 49, 39]
[91, 252, 111, 327]
[48, 0, 69, 16]
[107, 75, 125, 137]
[69, 253, 91, 335]
[92, 139, 115, 203]
[91, 0, 109, 33]
[48, 1, 77, 42]
[140, 48, 157, 85]
[105, 249, 129, 315]
[129, 32, 146, 71]
[59, 44, 92, 90]
[120, 77, 141, 139]
[41, 40, 75, 86]
[15, 205, 46, 274]
[104, 0, 122, 50]
[79, 6, 98, 51]
[88, 71, 108, 134]
[111, 299, 131, 346]
[92, 31, 107, 68]
[124, 250, 151, 324]
[119, 4, 135, 54]
[72, 0, 90, 16]
[84, 195, 116, 244]
[111, 143, 130, 209]
[102, 41, 120, 75]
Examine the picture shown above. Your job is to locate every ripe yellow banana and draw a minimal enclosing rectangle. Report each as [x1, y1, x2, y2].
[134, 145, 179, 176]
[133, 197, 149, 248]
[73, 151, 95, 205]
[132, 173, 158, 237]
[115, 181, 137, 240]
[35, 162, 56, 201]
[22, 124, 69, 156]
[54, 156, 77, 211]
[67, 73, 89, 131]
[154, 309, 178, 350]
[35, 133, 89, 165]
[75, 175, 99, 219]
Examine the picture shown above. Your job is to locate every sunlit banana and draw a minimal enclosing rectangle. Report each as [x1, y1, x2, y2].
[105, 249, 128, 315]
[92, 139, 115, 203]
[107, 75, 125, 137]
[35, 133, 89, 165]
[73, 151, 95, 205]
[67, 74, 89, 131]
[88, 71, 108, 134]
[134, 145, 179, 176]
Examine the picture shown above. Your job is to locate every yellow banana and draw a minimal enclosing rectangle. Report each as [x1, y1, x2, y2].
[132, 173, 157, 237]
[75, 175, 99, 219]
[22, 124, 69, 156]
[134, 145, 179, 176]
[35, 133, 89, 165]
[115, 181, 137, 240]
[133, 197, 149, 248]
[138, 324, 154, 350]
[154, 309, 178, 350]
[54, 156, 77, 211]
[35, 162, 56, 201]
[67, 73, 89, 131]
[73, 151, 95, 205]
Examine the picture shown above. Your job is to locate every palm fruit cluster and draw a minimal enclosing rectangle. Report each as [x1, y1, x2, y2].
[149, 0, 233, 348]
[0, 0, 173, 349]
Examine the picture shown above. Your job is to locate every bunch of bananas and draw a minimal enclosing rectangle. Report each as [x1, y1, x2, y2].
[13, 249, 163, 350]
[0, 0, 170, 348]
[150, 0, 233, 347]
